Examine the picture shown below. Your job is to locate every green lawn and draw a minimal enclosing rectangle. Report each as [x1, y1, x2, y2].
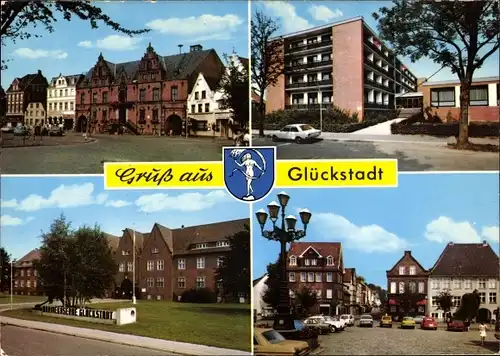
[0, 295, 45, 304]
[1, 301, 251, 351]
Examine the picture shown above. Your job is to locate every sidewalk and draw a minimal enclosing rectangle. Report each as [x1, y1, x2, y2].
[0, 316, 250, 356]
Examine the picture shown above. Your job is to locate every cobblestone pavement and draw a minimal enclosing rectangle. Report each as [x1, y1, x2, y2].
[252, 137, 500, 171]
[1, 134, 231, 174]
[0, 132, 92, 148]
[313, 324, 500, 355]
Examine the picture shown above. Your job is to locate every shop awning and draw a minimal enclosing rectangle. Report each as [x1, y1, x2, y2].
[416, 299, 427, 306]
[388, 299, 399, 305]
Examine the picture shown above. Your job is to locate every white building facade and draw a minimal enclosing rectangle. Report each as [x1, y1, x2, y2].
[253, 274, 273, 317]
[24, 102, 46, 126]
[47, 74, 84, 130]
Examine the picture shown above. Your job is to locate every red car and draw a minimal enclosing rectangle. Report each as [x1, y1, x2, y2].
[447, 320, 467, 332]
[421, 316, 438, 330]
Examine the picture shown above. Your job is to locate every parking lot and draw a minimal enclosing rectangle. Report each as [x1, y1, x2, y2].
[313, 324, 499, 355]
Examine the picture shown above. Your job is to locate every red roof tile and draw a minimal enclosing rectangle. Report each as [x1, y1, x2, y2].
[288, 242, 341, 262]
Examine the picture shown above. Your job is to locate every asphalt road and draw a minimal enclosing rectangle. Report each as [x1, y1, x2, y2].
[253, 137, 500, 171]
[0, 134, 231, 174]
[313, 323, 499, 355]
[0, 325, 175, 356]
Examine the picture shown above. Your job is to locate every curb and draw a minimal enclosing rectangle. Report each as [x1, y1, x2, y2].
[1, 317, 250, 356]
[0, 138, 97, 150]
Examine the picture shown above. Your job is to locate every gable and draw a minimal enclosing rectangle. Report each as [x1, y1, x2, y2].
[188, 73, 213, 100]
[387, 251, 427, 277]
[299, 246, 322, 258]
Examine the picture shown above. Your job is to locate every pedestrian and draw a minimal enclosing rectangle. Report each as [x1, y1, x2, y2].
[479, 321, 488, 346]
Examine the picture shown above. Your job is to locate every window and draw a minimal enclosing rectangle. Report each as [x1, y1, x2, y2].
[398, 266, 406, 275]
[195, 92, 199, 100]
[289, 272, 296, 282]
[127, 262, 133, 272]
[489, 279, 497, 289]
[289, 256, 297, 266]
[432, 280, 440, 289]
[304, 259, 310, 266]
[27, 269, 31, 277]
[152, 248, 159, 254]
[453, 280, 461, 289]
[80, 93, 85, 104]
[326, 289, 333, 299]
[191, 104, 195, 113]
[196, 276, 206, 288]
[307, 272, 314, 282]
[178, 259, 185, 270]
[469, 85, 488, 106]
[195, 243, 208, 249]
[442, 280, 450, 289]
[478, 279, 487, 289]
[92, 92, 97, 104]
[151, 73, 156, 81]
[152, 108, 158, 122]
[315, 272, 322, 282]
[418, 282, 425, 294]
[326, 272, 333, 282]
[33, 281, 37, 288]
[178, 277, 186, 289]
[204, 103, 209, 112]
[64, 102, 68, 110]
[147, 277, 154, 287]
[300, 272, 306, 282]
[119, 263, 125, 272]
[431, 88, 455, 107]
[316, 290, 322, 298]
[452, 296, 461, 307]
[197, 257, 205, 269]
[156, 260, 164, 271]
[201, 90, 206, 99]
[102, 92, 108, 103]
[139, 89, 146, 101]
[464, 280, 472, 289]
[431, 296, 438, 306]
[409, 266, 416, 275]
[171, 86, 178, 101]
[409, 281, 416, 293]
[27, 281, 31, 288]
[147, 260, 154, 271]
[153, 88, 160, 101]
[216, 241, 230, 247]
[20, 281, 24, 287]
[311, 259, 317, 266]
[156, 278, 164, 288]
[398, 282, 405, 294]
[217, 257, 224, 268]
[489, 293, 497, 304]
[102, 110, 107, 121]
[198, 103, 202, 113]
[390, 282, 396, 294]
[34, 270, 37, 277]
[479, 292, 486, 303]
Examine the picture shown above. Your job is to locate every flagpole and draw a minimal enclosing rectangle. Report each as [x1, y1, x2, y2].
[132, 227, 136, 305]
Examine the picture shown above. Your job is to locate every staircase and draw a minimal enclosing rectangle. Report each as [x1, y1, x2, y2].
[124, 120, 141, 135]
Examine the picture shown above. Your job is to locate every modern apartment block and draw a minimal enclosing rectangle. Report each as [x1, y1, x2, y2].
[266, 17, 418, 121]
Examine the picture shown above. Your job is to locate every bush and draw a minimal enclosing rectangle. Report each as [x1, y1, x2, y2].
[391, 120, 500, 137]
[180, 287, 217, 303]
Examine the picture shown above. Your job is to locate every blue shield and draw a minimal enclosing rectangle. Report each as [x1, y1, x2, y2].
[223, 146, 276, 203]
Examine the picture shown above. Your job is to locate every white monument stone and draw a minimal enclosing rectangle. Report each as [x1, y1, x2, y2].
[116, 307, 137, 325]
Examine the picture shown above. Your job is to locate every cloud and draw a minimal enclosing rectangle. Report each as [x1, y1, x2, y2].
[145, 14, 243, 40]
[13, 48, 68, 59]
[312, 212, 409, 253]
[135, 190, 229, 213]
[308, 5, 343, 22]
[77, 35, 145, 51]
[1, 215, 34, 227]
[261, 1, 312, 33]
[1, 183, 130, 212]
[424, 216, 499, 244]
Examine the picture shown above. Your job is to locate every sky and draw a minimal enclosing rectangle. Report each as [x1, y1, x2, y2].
[1, 1, 249, 89]
[0, 176, 249, 260]
[254, 1, 499, 82]
[252, 173, 500, 288]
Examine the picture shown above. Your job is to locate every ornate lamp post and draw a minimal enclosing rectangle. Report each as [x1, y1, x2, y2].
[255, 191, 312, 331]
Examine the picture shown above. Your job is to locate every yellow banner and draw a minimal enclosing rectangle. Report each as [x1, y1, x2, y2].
[104, 162, 223, 189]
[276, 159, 398, 187]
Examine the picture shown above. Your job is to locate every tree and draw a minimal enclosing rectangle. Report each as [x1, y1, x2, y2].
[436, 290, 453, 320]
[262, 258, 280, 310]
[295, 286, 318, 316]
[35, 214, 117, 307]
[214, 225, 250, 301]
[0, 247, 11, 293]
[216, 54, 249, 130]
[373, 1, 499, 147]
[455, 289, 481, 321]
[1, 2, 149, 70]
[251, 11, 285, 137]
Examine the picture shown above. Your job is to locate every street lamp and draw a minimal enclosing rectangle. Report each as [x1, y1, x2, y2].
[132, 227, 137, 305]
[255, 191, 312, 331]
[10, 258, 16, 309]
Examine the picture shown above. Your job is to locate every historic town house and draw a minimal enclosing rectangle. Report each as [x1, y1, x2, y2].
[75, 43, 224, 135]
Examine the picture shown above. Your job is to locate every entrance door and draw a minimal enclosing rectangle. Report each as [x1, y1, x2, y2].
[319, 304, 331, 316]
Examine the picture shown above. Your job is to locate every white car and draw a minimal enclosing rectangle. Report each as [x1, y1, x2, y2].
[308, 316, 344, 332]
[359, 314, 374, 327]
[340, 314, 355, 326]
[329, 315, 347, 329]
[272, 124, 322, 143]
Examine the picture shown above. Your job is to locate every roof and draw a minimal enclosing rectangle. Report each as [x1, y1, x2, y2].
[272, 16, 363, 40]
[238, 56, 249, 69]
[123, 228, 146, 250]
[50, 74, 85, 86]
[153, 223, 174, 253]
[344, 268, 355, 283]
[288, 242, 342, 262]
[172, 218, 249, 255]
[422, 76, 499, 87]
[430, 242, 499, 277]
[15, 249, 40, 267]
[386, 250, 428, 275]
[253, 273, 267, 287]
[103, 233, 120, 252]
[8, 71, 43, 91]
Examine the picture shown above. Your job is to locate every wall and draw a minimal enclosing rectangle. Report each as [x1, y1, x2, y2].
[253, 276, 269, 314]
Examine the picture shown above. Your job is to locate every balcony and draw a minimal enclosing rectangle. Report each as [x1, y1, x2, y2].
[285, 103, 334, 110]
[286, 39, 333, 55]
[285, 79, 333, 89]
[364, 78, 393, 93]
[364, 102, 391, 110]
[285, 59, 332, 72]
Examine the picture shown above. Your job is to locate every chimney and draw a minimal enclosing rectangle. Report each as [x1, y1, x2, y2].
[178, 44, 183, 54]
[190, 44, 203, 52]
[37, 70, 42, 75]
[404, 250, 411, 256]
[483, 240, 488, 246]
[181, 225, 184, 229]
[448, 241, 454, 246]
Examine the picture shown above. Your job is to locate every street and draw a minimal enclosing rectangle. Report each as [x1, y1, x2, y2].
[252, 136, 500, 171]
[0, 325, 176, 356]
[313, 324, 499, 355]
[1, 134, 231, 174]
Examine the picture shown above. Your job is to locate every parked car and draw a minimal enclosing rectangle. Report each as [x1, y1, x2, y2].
[330, 315, 348, 329]
[340, 314, 355, 326]
[380, 315, 393, 328]
[254, 328, 311, 356]
[13, 125, 29, 136]
[312, 315, 344, 332]
[359, 314, 374, 327]
[303, 317, 331, 334]
[421, 316, 438, 330]
[447, 319, 468, 332]
[278, 320, 319, 350]
[271, 124, 322, 144]
[401, 316, 416, 329]
[48, 126, 64, 136]
[1, 126, 14, 133]
[414, 315, 425, 324]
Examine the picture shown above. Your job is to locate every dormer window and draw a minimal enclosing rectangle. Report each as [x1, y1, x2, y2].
[409, 265, 416, 275]
[151, 248, 159, 254]
[311, 259, 317, 266]
[195, 243, 208, 249]
[122, 250, 130, 256]
[216, 241, 230, 248]
[399, 266, 406, 275]
[326, 256, 334, 266]
[305, 259, 310, 266]
[289, 256, 297, 266]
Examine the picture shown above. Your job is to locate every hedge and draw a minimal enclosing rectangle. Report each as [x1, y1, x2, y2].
[391, 120, 500, 137]
[263, 107, 400, 133]
[180, 287, 217, 303]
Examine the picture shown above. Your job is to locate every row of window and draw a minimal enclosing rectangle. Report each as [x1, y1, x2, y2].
[194, 241, 230, 249]
[431, 84, 499, 107]
[398, 265, 418, 275]
[431, 279, 496, 290]
[118, 257, 224, 272]
[48, 102, 74, 111]
[17, 269, 37, 277]
[190, 103, 210, 114]
[389, 281, 426, 294]
[81, 86, 180, 105]
[14, 280, 37, 288]
[48, 88, 75, 98]
[431, 292, 497, 306]
[26, 110, 45, 117]
[146, 276, 214, 289]
[289, 271, 336, 283]
[289, 256, 335, 266]
[194, 91, 207, 100]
